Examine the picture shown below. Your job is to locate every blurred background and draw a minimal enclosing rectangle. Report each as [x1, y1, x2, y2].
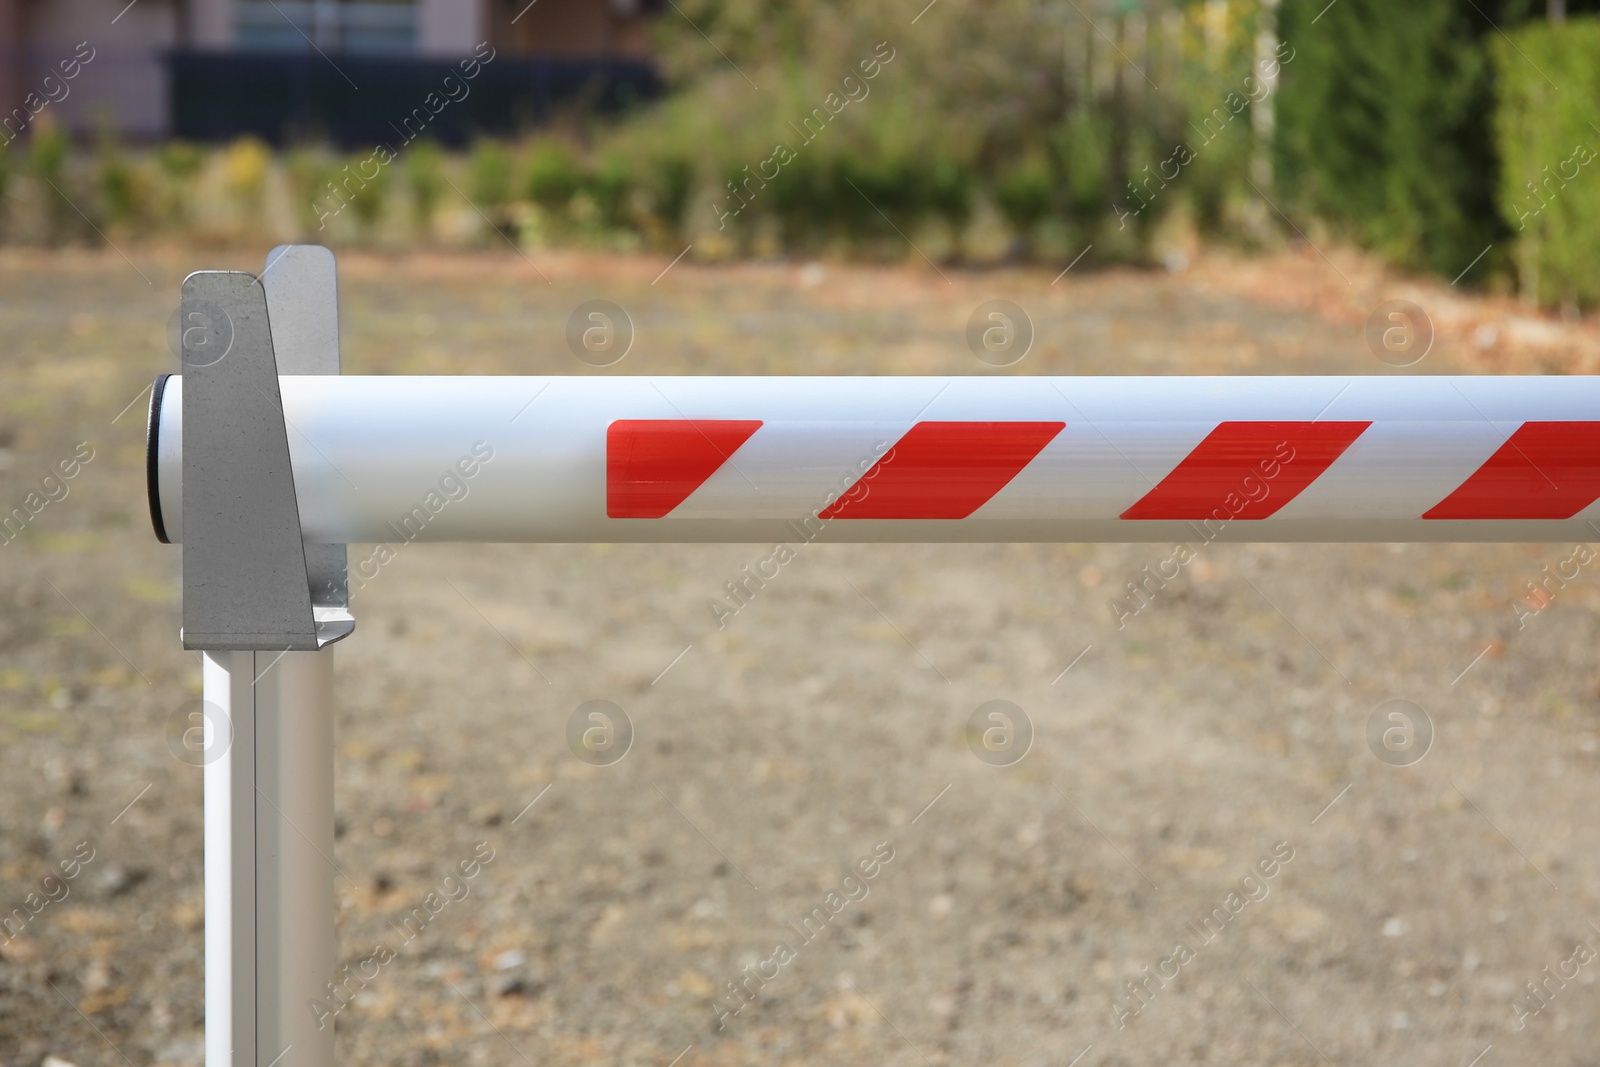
[7, 1, 1600, 1065]
[0, 0, 1594, 302]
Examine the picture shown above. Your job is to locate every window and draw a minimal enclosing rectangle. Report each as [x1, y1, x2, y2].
[236, 0, 418, 54]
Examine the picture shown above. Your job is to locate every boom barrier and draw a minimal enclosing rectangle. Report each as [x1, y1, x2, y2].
[150, 246, 1597, 1066]
[150, 373, 1600, 546]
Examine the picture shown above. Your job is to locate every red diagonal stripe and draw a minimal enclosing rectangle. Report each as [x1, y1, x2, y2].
[1424, 421, 1600, 520]
[819, 421, 1065, 520]
[607, 419, 761, 518]
[1121, 421, 1370, 520]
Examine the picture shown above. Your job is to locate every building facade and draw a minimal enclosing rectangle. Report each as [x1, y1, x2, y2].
[0, 0, 660, 142]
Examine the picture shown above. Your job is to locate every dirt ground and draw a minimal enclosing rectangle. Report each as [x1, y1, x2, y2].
[5, 241, 1600, 1066]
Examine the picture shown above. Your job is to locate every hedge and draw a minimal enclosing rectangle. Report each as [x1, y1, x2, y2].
[1492, 17, 1600, 309]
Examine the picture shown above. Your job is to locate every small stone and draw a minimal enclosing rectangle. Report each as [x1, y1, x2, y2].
[492, 974, 529, 997]
[84, 957, 113, 993]
[1382, 916, 1406, 937]
[101, 866, 149, 897]
[493, 949, 526, 970]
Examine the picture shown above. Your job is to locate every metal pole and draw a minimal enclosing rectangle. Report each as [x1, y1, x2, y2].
[257, 649, 336, 1066]
[202, 652, 249, 1067]
[204, 650, 335, 1067]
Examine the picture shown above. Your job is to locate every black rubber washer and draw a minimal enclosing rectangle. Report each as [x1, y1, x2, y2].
[146, 373, 171, 544]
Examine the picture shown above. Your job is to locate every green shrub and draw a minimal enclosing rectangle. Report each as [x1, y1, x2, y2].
[223, 136, 271, 228]
[993, 157, 1053, 255]
[1182, 121, 1250, 237]
[825, 154, 879, 249]
[768, 149, 826, 251]
[1492, 18, 1600, 309]
[872, 152, 927, 243]
[30, 125, 72, 243]
[468, 139, 514, 232]
[588, 152, 633, 231]
[346, 151, 390, 237]
[95, 122, 144, 232]
[525, 140, 579, 219]
[157, 140, 204, 226]
[644, 152, 694, 241]
[286, 146, 337, 235]
[721, 157, 767, 218]
[927, 156, 975, 258]
[712, 155, 773, 253]
[1049, 110, 1113, 235]
[405, 140, 445, 238]
[1277, 0, 1498, 276]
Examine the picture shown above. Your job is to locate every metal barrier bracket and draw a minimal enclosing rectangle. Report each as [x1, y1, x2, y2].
[168, 248, 353, 650]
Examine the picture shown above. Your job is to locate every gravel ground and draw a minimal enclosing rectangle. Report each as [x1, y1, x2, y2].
[4, 244, 1600, 1066]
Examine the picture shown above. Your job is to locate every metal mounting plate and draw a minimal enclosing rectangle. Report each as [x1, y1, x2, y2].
[180, 270, 326, 650]
[262, 245, 351, 625]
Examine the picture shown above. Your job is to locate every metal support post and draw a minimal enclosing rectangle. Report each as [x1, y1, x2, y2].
[203, 649, 336, 1067]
